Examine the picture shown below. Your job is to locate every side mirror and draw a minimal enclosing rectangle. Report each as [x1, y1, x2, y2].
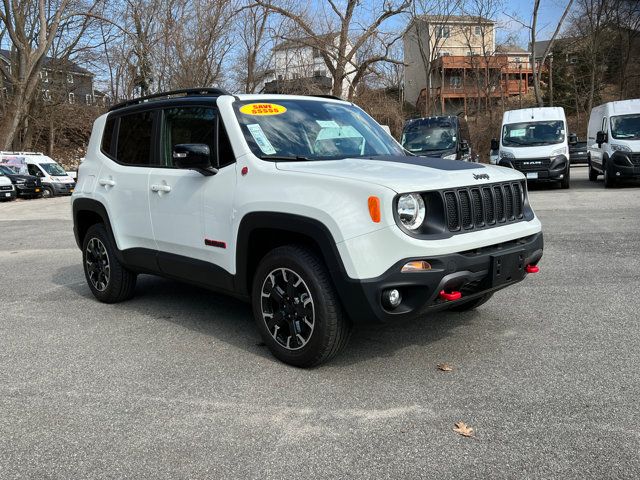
[490, 138, 499, 151]
[568, 133, 578, 145]
[596, 131, 607, 147]
[172, 144, 217, 176]
[460, 139, 470, 153]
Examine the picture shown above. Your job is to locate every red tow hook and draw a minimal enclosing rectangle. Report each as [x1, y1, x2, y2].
[525, 264, 540, 274]
[439, 290, 462, 301]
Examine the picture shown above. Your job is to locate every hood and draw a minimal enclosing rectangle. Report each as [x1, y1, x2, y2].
[6, 173, 37, 182]
[275, 155, 524, 193]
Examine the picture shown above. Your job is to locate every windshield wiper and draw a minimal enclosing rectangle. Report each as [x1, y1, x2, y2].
[259, 155, 311, 162]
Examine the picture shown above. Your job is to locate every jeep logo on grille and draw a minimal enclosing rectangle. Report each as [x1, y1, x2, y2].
[473, 173, 490, 180]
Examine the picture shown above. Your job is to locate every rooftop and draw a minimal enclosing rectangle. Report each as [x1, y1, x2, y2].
[0, 49, 93, 75]
[273, 32, 339, 52]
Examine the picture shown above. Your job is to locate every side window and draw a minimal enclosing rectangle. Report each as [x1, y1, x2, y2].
[218, 120, 235, 168]
[161, 107, 216, 167]
[602, 117, 608, 133]
[116, 111, 154, 166]
[27, 164, 41, 176]
[101, 117, 116, 157]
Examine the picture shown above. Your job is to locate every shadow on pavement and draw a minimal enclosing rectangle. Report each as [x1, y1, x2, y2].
[53, 263, 480, 367]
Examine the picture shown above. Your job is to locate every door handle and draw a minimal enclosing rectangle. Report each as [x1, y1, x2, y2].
[98, 178, 116, 187]
[150, 184, 171, 193]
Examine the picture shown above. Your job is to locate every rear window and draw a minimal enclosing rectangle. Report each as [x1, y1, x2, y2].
[101, 117, 116, 157]
[116, 111, 154, 165]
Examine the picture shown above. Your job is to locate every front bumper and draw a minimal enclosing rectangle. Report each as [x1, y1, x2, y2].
[15, 184, 42, 197]
[50, 182, 76, 195]
[500, 156, 569, 182]
[0, 187, 16, 200]
[335, 232, 543, 323]
[608, 152, 640, 179]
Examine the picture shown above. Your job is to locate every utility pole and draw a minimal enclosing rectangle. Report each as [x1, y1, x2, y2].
[518, 64, 523, 109]
[549, 55, 554, 107]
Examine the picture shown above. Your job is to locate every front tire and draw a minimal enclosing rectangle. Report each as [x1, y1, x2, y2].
[42, 186, 54, 198]
[603, 162, 615, 188]
[560, 167, 570, 189]
[588, 160, 599, 181]
[448, 293, 493, 312]
[252, 245, 351, 367]
[82, 224, 137, 303]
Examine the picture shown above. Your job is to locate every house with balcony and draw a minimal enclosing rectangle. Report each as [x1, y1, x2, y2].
[0, 49, 97, 106]
[403, 16, 533, 114]
[261, 33, 355, 97]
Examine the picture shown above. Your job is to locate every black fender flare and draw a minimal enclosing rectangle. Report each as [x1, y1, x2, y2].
[234, 212, 350, 298]
[72, 198, 120, 259]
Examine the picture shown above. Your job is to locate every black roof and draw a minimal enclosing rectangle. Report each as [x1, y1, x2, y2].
[0, 49, 93, 75]
[108, 88, 231, 112]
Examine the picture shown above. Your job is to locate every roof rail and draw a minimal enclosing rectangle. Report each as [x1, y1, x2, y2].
[308, 94, 344, 101]
[0, 151, 44, 155]
[109, 88, 230, 112]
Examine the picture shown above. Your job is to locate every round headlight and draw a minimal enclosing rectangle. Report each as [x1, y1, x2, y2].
[397, 193, 426, 230]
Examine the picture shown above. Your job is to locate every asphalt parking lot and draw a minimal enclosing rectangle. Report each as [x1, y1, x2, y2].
[1, 166, 639, 479]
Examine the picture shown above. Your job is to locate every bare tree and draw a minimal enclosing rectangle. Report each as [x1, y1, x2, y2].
[0, 0, 99, 149]
[255, 0, 410, 99]
[529, 0, 574, 106]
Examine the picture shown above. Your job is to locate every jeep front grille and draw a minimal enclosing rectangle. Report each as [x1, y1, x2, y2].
[443, 181, 525, 232]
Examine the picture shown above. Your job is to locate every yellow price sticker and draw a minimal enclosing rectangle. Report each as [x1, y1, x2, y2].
[239, 103, 287, 116]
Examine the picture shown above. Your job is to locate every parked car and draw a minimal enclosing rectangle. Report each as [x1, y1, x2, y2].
[568, 135, 588, 165]
[401, 116, 472, 161]
[492, 107, 571, 189]
[72, 89, 543, 367]
[0, 152, 75, 197]
[587, 99, 640, 187]
[0, 170, 16, 201]
[0, 164, 42, 198]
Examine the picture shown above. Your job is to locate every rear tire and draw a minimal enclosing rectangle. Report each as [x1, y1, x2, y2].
[82, 224, 137, 303]
[252, 245, 351, 367]
[449, 293, 494, 312]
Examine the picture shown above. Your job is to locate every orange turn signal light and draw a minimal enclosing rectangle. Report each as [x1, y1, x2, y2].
[368, 196, 381, 223]
[401, 260, 432, 272]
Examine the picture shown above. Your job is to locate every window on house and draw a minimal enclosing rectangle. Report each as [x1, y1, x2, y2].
[68, 92, 75, 104]
[40, 71, 49, 83]
[67, 73, 74, 83]
[277, 74, 284, 81]
[569, 56, 578, 64]
[475, 26, 482, 35]
[313, 69, 325, 77]
[514, 57, 521, 63]
[436, 26, 450, 39]
[85, 94, 92, 105]
[292, 73, 301, 79]
[43, 90, 51, 101]
[450, 75, 462, 89]
[438, 51, 450, 57]
[312, 47, 323, 59]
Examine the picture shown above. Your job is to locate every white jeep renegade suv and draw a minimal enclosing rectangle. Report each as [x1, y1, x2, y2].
[72, 89, 543, 367]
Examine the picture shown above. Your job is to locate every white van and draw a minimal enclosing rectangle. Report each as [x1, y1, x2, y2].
[0, 152, 75, 197]
[587, 99, 640, 187]
[492, 107, 571, 189]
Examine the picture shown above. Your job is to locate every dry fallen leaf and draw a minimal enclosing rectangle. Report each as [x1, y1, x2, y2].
[437, 363, 453, 372]
[453, 421, 474, 437]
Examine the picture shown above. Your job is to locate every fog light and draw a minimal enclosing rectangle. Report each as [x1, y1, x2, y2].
[382, 288, 402, 309]
[401, 260, 432, 272]
[616, 171, 621, 177]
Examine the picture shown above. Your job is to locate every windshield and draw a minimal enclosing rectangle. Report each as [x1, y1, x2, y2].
[611, 114, 640, 140]
[233, 99, 405, 161]
[402, 120, 457, 152]
[502, 120, 565, 147]
[39, 162, 67, 176]
[0, 165, 15, 175]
